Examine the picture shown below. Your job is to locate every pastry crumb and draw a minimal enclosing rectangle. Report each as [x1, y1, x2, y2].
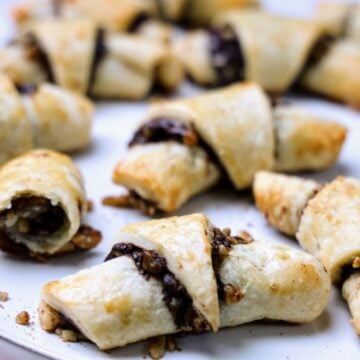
[0, 291, 8, 302]
[102, 192, 157, 216]
[16, 311, 30, 325]
[38, 300, 64, 332]
[148, 336, 179, 359]
[55, 328, 78, 342]
[87, 200, 94, 212]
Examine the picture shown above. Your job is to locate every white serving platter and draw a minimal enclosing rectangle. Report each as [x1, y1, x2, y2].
[1, 1, 360, 359]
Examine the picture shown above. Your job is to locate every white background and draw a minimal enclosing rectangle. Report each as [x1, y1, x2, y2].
[0, 1, 360, 359]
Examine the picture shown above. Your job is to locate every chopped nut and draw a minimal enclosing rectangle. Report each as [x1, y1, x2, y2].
[55, 328, 78, 342]
[16, 311, 30, 325]
[71, 225, 102, 250]
[87, 200, 94, 212]
[165, 336, 179, 352]
[38, 301, 64, 332]
[224, 284, 244, 305]
[237, 231, 254, 244]
[0, 291, 8, 302]
[353, 257, 360, 269]
[148, 336, 166, 360]
[102, 192, 157, 216]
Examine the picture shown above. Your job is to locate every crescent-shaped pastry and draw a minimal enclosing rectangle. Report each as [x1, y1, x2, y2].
[0, 75, 92, 165]
[0, 149, 101, 258]
[0, 20, 183, 100]
[103, 83, 346, 214]
[253, 171, 360, 335]
[12, 0, 259, 29]
[11, 0, 162, 35]
[39, 214, 330, 351]
[174, 9, 360, 106]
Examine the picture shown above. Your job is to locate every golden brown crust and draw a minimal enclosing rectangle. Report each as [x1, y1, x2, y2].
[300, 40, 360, 108]
[342, 273, 360, 335]
[253, 171, 320, 236]
[298, 176, 360, 282]
[273, 105, 347, 172]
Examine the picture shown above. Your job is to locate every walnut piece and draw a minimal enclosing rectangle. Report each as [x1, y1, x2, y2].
[16, 311, 30, 325]
[38, 300, 64, 332]
[55, 328, 78, 342]
[71, 225, 102, 250]
[0, 291, 8, 302]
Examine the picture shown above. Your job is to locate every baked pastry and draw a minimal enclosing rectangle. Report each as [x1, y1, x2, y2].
[39, 213, 330, 351]
[254, 171, 360, 335]
[174, 10, 360, 106]
[316, 2, 360, 41]
[103, 82, 346, 213]
[12, 0, 172, 42]
[0, 74, 92, 165]
[12, 0, 258, 30]
[0, 149, 101, 259]
[0, 19, 183, 99]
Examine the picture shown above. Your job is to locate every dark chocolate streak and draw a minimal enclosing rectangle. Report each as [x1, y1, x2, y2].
[304, 35, 336, 70]
[129, 117, 199, 147]
[339, 264, 360, 288]
[16, 84, 38, 95]
[211, 228, 252, 301]
[129, 117, 224, 171]
[88, 28, 107, 94]
[25, 34, 55, 83]
[105, 243, 211, 333]
[128, 13, 151, 32]
[209, 27, 245, 87]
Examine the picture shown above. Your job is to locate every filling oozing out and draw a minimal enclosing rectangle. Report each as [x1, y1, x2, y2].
[88, 28, 107, 94]
[23, 34, 55, 83]
[0, 196, 68, 253]
[304, 35, 336, 70]
[129, 117, 199, 147]
[340, 257, 360, 288]
[211, 228, 253, 304]
[106, 243, 211, 333]
[128, 13, 152, 32]
[208, 26, 245, 87]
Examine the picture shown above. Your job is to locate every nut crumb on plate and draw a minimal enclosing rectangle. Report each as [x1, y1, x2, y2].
[55, 328, 78, 342]
[16, 311, 30, 325]
[148, 336, 179, 359]
[0, 291, 8, 302]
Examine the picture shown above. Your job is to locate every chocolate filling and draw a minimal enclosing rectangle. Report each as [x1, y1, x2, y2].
[105, 243, 211, 333]
[16, 84, 38, 95]
[211, 228, 253, 304]
[129, 117, 199, 147]
[209, 27, 245, 87]
[339, 260, 360, 288]
[305, 35, 335, 69]
[102, 191, 158, 216]
[0, 196, 67, 254]
[128, 13, 151, 32]
[129, 117, 222, 167]
[88, 28, 107, 94]
[24, 34, 55, 83]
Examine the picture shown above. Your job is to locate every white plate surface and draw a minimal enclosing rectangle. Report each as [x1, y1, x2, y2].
[1, 1, 360, 359]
